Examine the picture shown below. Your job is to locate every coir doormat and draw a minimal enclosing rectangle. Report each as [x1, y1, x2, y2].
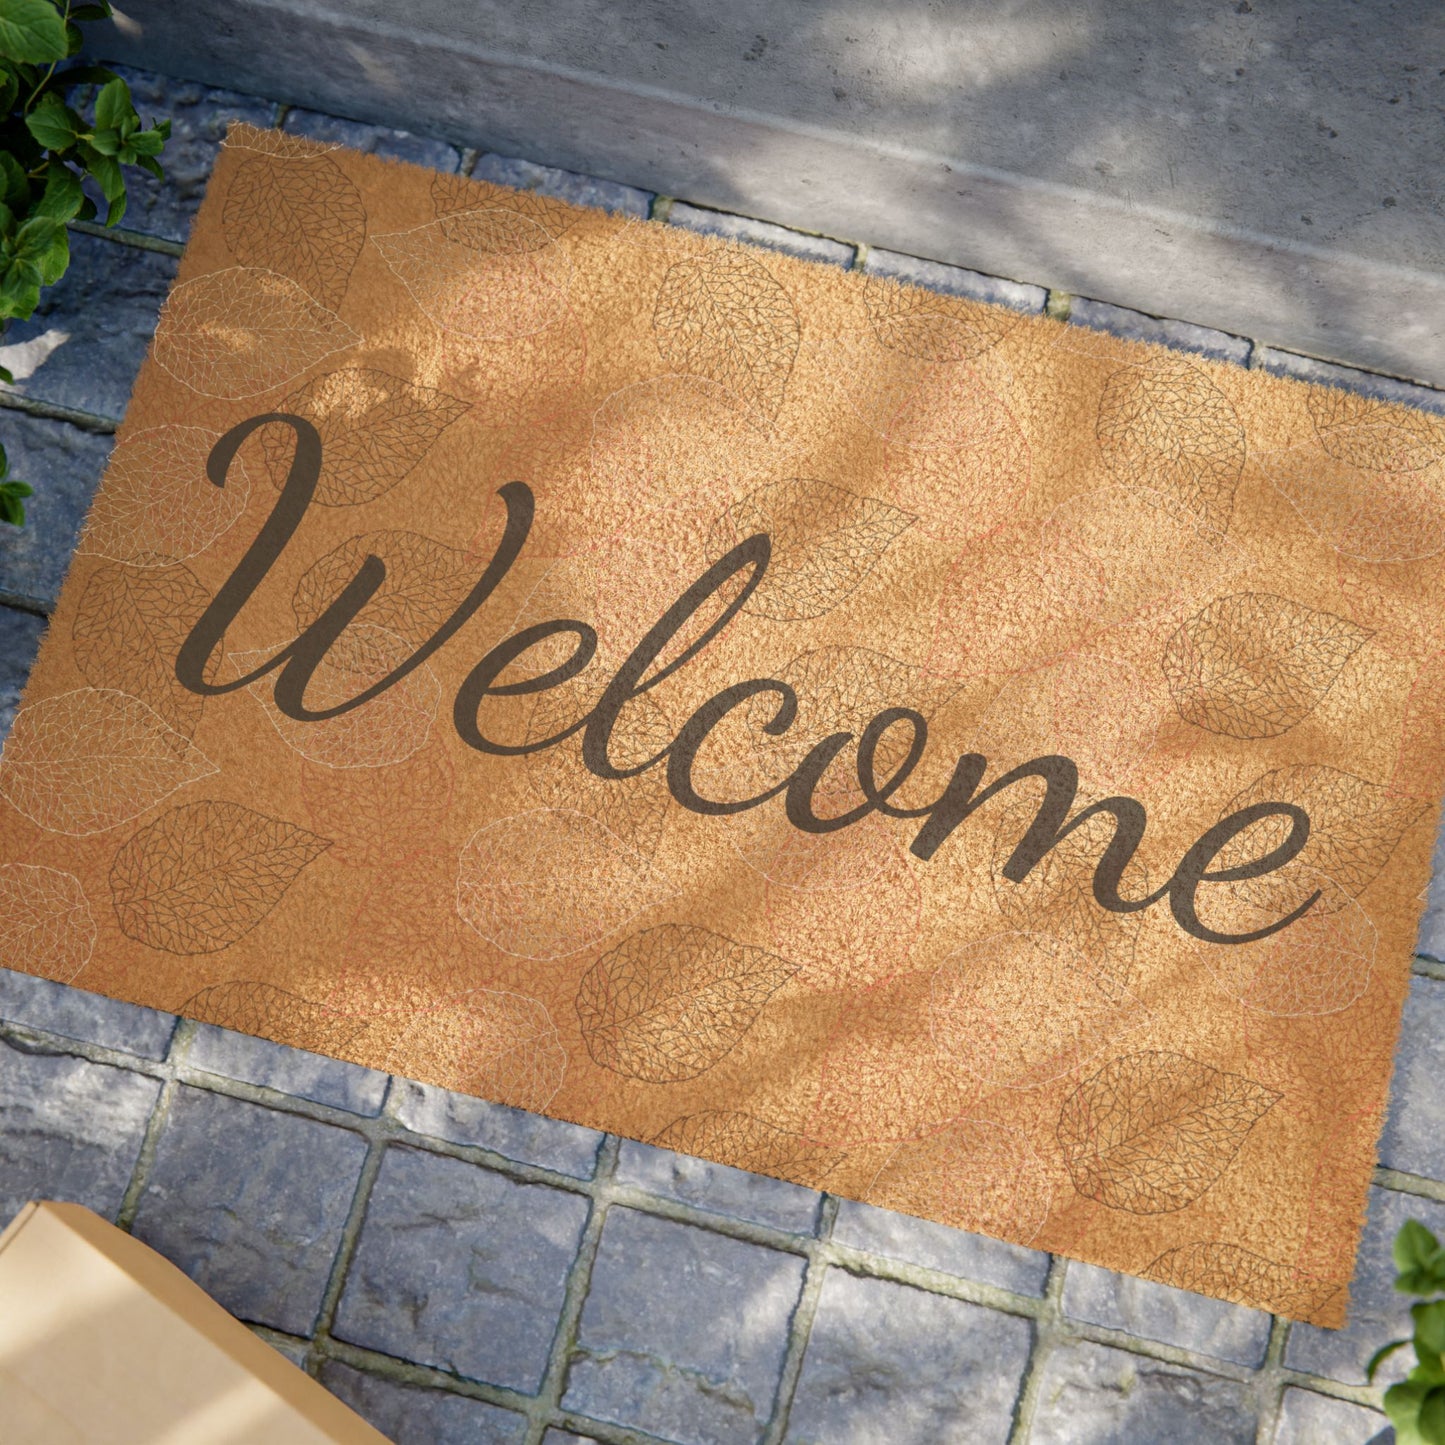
[4, 125, 1443, 1326]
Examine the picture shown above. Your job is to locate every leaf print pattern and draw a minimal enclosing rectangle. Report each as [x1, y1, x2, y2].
[576, 925, 798, 1083]
[1194, 872, 1377, 1016]
[861, 275, 1019, 363]
[1096, 359, 1245, 531]
[0, 689, 216, 835]
[707, 478, 914, 620]
[261, 367, 470, 507]
[1307, 387, 1445, 473]
[301, 744, 454, 868]
[1143, 1242, 1337, 1319]
[234, 625, 441, 769]
[1162, 593, 1371, 739]
[110, 801, 330, 954]
[653, 253, 800, 422]
[72, 563, 213, 737]
[180, 980, 366, 1054]
[1260, 442, 1445, 563]
[152, 267, 358, 398]
[431, 169, 581, 241]
[1057, 1051, 1280, 1213]
[653, 1110, 845, 1190]
[78, 426, 250, 567]
[381, 992, 566, 1111]
[222, 154, 367, 309]
[456, 809, 671, 960]
[372, 213, 571, 339]
[292, 530, 479, 647]
[1216, 765, 1427, 913]
[0, 865, 95, 981]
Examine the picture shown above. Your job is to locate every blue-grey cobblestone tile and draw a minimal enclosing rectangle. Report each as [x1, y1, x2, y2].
[188, 1024, 388, 1116]
[862, 247, 1047, 312]
[283, 109, 462, 172]
[614, 1138, 820, 1233]
[542, 1433, 601, 1444]
[0, 1035, 160, 1224]
[668, 203, 853, 267]
[470, 153, 652, 217]
[130, 1085, 367, 1335]
[319, 1361, 527, 1445]
[1060, 1260, 1272, 1367]
[1256, 348, 1445, 413]
[1272, 1387, 1390, 1445]
[830, 1197, 1050, 1297]
[0, 413, 112, 612]
[564, 1207, 804, 1445]
[1286, 1185, 1445, 1386]
[785, 1269, 1030, 1445]
[1379, 976, 1445, 1181]
[0, 969, 176, 1060]
[389, 1078, 602, 1177]
[2, 231, 175, 421]
[1028, 1340, 1257, 1444]
[82, 65, 277, 243]
[1067, 297, 1252, 366]
[0, 606, 45, 739]
[335, 1145, 588, 1392]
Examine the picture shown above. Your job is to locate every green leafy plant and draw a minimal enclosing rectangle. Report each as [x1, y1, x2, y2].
[1, 0, 170, 524]
[1368, 1220, 1445, 1443]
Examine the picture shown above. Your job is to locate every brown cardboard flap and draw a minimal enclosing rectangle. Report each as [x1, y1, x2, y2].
[0, 1201, 388, 1445]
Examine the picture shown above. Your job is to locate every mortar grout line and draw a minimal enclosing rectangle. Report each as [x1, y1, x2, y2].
[1412, 955, 1445, 982]
[114, 1018, 197, 1229]
[648, 193, 675, 223]
[1252, 1313, 1293, 1444]
[66, 217, 185, 256]
[520, 1134, 622, 1445]
[758, 1193, 839, 1445]
[1043, 289, 1072, 323]
[1007, 1253, 1067, 1443]
[458, 146, 481, 177]
[0, 387, 117, 433]
[304, 1125, 390, 1363]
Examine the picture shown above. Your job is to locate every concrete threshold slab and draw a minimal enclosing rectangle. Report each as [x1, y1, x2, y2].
[99, 0, 1444, 387]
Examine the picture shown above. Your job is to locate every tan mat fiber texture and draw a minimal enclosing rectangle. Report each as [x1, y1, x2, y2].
[5, 125, 1445, 1327]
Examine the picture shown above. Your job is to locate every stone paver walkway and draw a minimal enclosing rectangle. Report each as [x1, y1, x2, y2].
[3, 64, 1442, 1445]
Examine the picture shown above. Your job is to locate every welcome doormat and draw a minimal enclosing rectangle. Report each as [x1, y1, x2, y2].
[4, 125, 1443, 1326]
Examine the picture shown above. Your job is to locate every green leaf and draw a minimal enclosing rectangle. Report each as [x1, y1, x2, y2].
[33, 162, 80, 221]
[128, 126, 165, 156]
[93, 76, 130, 131]
[1423, 1387, 1445, 1445]
[76, 191, 96, 221]
[33, 220, 65, 284]
[1398, 1223, 1445, 1283]
[25, 91, 80, 151]
[0, 441, 9, 473]
[1387, 1379, 1432, 1435]
[0, 0, 69, 65]
[71, 3, 113, 20]
[0, 151, 26, 210]
[0, 200, 15, 237]
[0, 64, 18, 112]
[1418, 1303, 1445, 1358]
[82, 146, 122, 201]
[63, 17, 81, 56]
[135, 153, 161, 181]
[1369, 1337, 1415, 1383]
[0, 479, 32, 499]
[88, 126, 120, 156]
[14, 213, 60, 261]
[0, 493, 24, 527]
